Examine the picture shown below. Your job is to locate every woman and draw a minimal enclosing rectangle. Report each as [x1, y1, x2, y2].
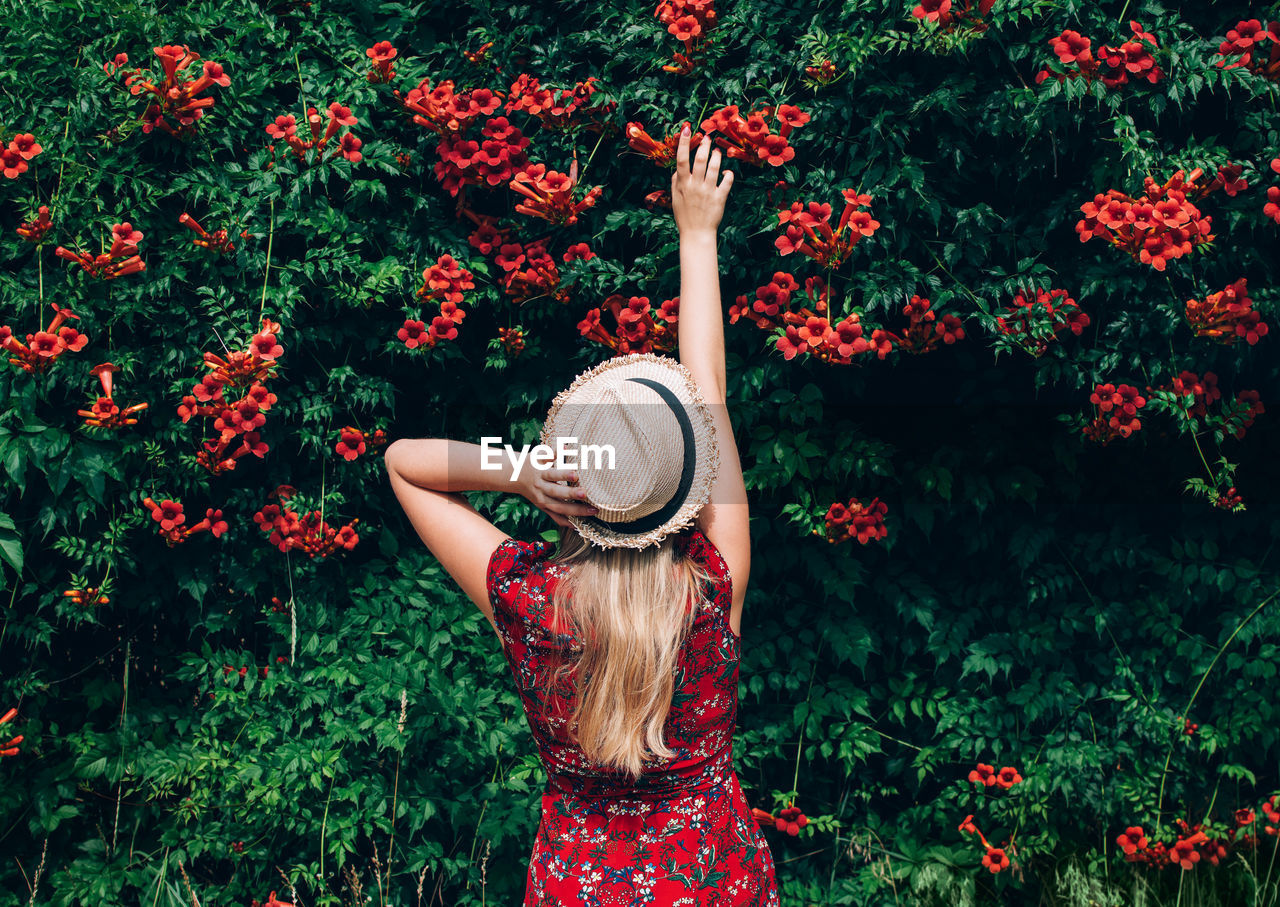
[385, 125, 779, 905]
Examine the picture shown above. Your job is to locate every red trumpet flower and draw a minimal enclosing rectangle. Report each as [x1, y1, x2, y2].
[16, 205, 53, 243]
[142, 496, 229, 545]
[79, 362, 149, 429]
[366, 40, 398, 83]
[179, 212, 236, 254]
[775, 189, 878, 268]
[122, 45, 230, 139]
[509, 159, 602, 226]
[1, 302, 88, 374]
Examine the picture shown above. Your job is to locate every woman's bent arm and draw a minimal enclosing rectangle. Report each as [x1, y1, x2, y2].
[384, 439, 595, 624]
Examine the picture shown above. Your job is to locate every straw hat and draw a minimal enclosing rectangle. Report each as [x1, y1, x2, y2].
[540, 353, 720, 550]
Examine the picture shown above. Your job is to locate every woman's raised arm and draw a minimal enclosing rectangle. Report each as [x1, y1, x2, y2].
[670, 124, 750, 628]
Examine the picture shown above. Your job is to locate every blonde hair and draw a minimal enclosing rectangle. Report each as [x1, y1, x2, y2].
[545, 526, 715, 779]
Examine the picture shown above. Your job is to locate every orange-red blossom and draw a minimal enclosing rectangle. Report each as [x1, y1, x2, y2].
[775, 190, 879, 270]
[142, 496, 229, 546]
[1, 302, 88, 373]
[509, 160, 602, 226]
[79, 362, 149, 429]
[179, 212, 235, 255]
[177, 317, 283, 476]
[264, 103, 363, 168]
[0, 708, 21, 757]
[55, 221, 146, 280]
[1185, 278, 1269, 346]
[121, 45, 230, 138]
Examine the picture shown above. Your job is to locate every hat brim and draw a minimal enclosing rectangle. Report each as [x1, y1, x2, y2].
[540, 353, 720, 550]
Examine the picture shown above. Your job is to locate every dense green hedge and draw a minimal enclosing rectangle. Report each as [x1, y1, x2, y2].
[2, 0, 1279, 904]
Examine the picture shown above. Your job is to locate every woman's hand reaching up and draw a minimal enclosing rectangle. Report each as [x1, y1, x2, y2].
[671, 123, 734, 238]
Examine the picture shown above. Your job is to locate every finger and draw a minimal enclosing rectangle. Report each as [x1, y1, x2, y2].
[718, 168, 734, 193]
[675, 123, 690, 175]
[541, 468, 578, 485]
[707, 147, 722, 181]
[544, 477, 590, 500]
[693, 132, 710, 178]
[554, 501, 599, 517]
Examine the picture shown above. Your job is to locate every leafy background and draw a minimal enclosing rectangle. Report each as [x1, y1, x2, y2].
[2, 0, 1279, 904]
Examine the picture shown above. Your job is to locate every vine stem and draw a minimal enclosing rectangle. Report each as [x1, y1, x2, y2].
[1161, 280, 1219, 488]
[1154, 585, 1280, 826]
[260, 197, 275, 321]
[790, 638, 823, 801]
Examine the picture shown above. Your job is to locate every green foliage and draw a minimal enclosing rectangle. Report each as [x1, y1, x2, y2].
[2, 0, 1280, 905]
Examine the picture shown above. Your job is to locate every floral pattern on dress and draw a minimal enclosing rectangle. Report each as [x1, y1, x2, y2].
[486, 527, 780, 906]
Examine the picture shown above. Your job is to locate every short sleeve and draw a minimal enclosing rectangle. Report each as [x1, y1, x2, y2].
[679, 527, 733, 613]
[485, 536, 555, 618]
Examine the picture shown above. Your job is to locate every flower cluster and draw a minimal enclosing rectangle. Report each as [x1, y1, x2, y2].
[264, 103, 362, 167]
[578, 294, 679, 355]
[1, 130, 42, 180]
[752, 805, 809, 836]
[0, 708, 21, 758]
[731, 274, 882, 364]
[776, 190, 880, 269]
[1119, 806, 1280, 871]
[116, 46, 231, 138]
[911, 0, 995, 33]
[1036, 21, 1163, 89]
[968, 763, 1023, 789]
[463, 42, 495, 68]
[178, 212, 236, 255]
[397, 77, 503, 136]
[177, 317, 283, 476]
[142, 496, 229, 546]
[402, 255, 469, 349]
[78, 362, 149, 429]
[1185, 278, 1269, 345]
[222, 662, 271, 681]
[803, 59, 839, 86]
[1263, 156, 1280, 224]
[1214, 20, 1280, 80]
[1147, 370, 1265, 442]
[655, 0, 717, 75]
[434, 116, 531, 197]
[1075, 168, 1217, 271]
[1082, 382, 1147, 444]
[335, 427, 387, 461]
[822, 497, 888, 545]
[366, 41, 397, 83]
[250, 890, 294, 907]
[510, 161, 602, 226]
[403, 252, 475, 350]
[1, 303, 88, 374]
[872, 295, 965, 356]
[497, 326, 526, 357]
[63, 585, 109, 607]
[957, 814, 1013, 873]
[464, 206, 586, 304]
[626, 121, 703, 168]
[16, 205, 52, 243]
[505, 75, 615, 131]
[253, 485, 359, 558]
[55, 221, 146, 279]
[701, 103, 809, 168]
[994, 287, 1090, 357]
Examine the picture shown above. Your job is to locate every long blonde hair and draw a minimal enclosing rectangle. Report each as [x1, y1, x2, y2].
[545, 526, 715, 779]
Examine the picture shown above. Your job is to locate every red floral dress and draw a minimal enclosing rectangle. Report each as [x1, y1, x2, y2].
[486, 527, 780, 906]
